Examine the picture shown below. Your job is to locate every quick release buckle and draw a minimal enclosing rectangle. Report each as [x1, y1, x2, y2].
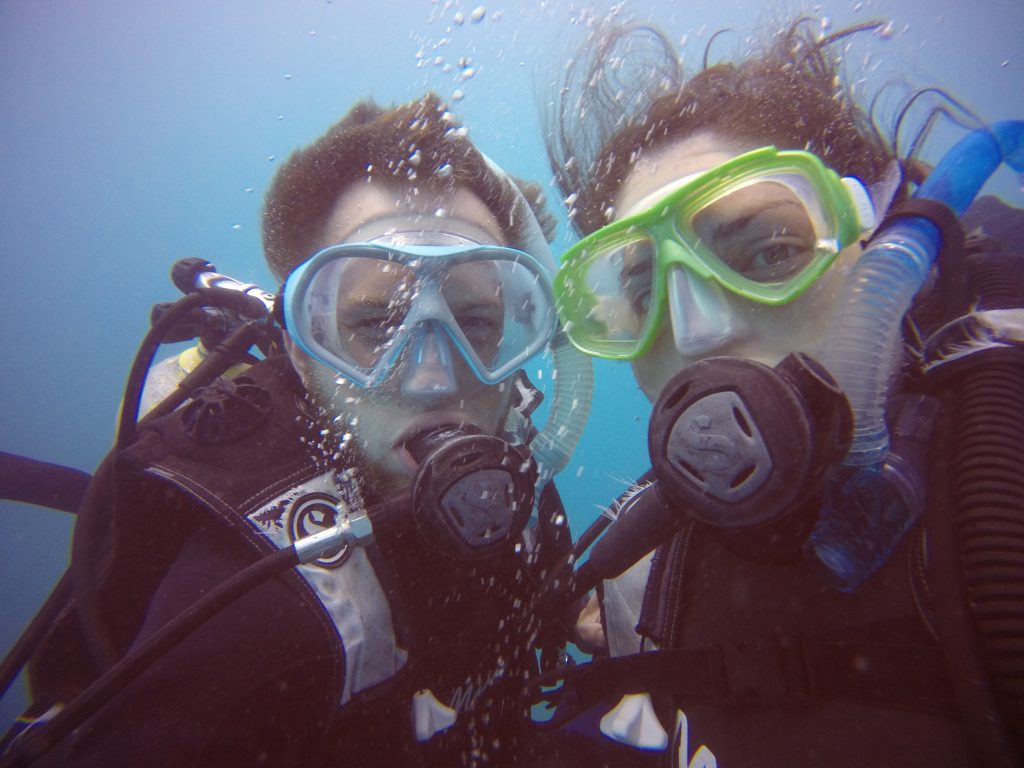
[713, 634, 813, 708]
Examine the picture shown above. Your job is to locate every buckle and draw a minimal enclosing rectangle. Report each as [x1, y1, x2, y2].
[713, 635, 813, 707]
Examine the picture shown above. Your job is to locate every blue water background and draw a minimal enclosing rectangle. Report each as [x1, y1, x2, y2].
[2, 0, 1022, 728]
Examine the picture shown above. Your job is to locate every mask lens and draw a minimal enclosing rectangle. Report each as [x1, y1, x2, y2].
[563, 234, 657, 355]
[442, 257, 553, 378]
[290, 244, 555, 385]
[303, 255, 415, 376]
[689, 177, 837, 287]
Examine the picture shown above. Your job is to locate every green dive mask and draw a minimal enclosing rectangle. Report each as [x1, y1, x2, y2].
[554, 146, 876, 360]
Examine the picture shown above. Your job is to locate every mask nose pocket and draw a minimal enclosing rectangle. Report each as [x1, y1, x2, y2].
[401, 322, 458, 397]
[666, 266, 741, 356]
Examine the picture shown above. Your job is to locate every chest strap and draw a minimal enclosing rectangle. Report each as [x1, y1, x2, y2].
[526, 633, 958, 729]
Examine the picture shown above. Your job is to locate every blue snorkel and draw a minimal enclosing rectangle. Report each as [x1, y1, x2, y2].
[814, 120, 1024, 590]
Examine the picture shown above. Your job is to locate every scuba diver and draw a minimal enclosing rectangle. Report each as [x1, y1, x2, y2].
[0, 93, 593, 767]
[528, 18, 1024, 768]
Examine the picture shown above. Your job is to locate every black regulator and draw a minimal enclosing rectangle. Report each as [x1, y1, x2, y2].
[386, 424, 537, 561]
[568, 352, 854, 602]
[648, 352, 853, 558]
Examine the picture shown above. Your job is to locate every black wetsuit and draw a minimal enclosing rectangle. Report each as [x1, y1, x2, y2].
[21, 356, 572, 767]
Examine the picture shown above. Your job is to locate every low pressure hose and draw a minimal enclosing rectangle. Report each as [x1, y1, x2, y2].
[821, 120, 1024, 466]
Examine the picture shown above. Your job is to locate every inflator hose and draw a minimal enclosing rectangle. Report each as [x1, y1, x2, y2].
[0, 453, 90, 514]
[949, 357, 1024, 760]
[68, 454, 120, 673]
[926, 244, 1024, 764]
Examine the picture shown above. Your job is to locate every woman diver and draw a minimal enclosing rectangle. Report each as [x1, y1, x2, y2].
[534, 16, 1024, 768]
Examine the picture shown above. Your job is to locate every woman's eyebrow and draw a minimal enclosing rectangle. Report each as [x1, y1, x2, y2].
[711, 199, 803, 241]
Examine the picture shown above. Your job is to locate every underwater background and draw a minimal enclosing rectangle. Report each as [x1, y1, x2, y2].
[1, 0, 1022, 728]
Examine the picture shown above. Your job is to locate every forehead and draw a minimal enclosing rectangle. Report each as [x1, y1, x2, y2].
[615, 132, 757, 219]
[319, 180, 507, 248]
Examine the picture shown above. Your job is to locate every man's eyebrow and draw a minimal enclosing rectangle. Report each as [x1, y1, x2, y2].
[338, 296, 408, 316]
[450, 296, 503, 313]
[711, 199, 802, 241]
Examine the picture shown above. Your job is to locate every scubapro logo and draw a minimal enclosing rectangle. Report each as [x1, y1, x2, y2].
[288, 492, 350, 569]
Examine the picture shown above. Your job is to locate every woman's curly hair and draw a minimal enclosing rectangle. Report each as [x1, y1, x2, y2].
[545, 19, 908, 236]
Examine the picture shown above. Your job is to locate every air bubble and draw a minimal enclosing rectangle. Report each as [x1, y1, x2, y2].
[452, 89, 466, 101]
[453, 11, 465, 25]
[470, 6, 486, 23]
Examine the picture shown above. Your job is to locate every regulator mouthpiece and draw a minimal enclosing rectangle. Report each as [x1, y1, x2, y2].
[648, 353, 852, 557]
[407, 424, 537, 560]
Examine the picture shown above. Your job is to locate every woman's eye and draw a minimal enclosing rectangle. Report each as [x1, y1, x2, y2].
[617, 242, 655, 319]
[754, 242, 797, 267]
[628, 286, 652, 317]
[741, 238, 813, 281]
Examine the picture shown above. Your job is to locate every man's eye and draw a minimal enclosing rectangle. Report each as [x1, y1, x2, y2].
[457, 314, 501, 341]
[346, 316, 399, 346]
[614, 241, 655, 319]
